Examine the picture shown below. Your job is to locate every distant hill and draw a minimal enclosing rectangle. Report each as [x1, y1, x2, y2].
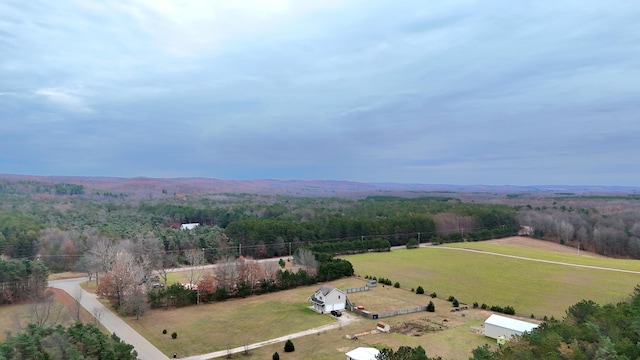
[0, 173, 638, 199]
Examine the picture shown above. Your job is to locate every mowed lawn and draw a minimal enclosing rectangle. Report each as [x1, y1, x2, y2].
[343, 245, 640, 319]
[124, 282, 348, 357]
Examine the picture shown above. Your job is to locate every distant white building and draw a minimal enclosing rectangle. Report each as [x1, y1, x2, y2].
[346, 347, 380, 360]
[484, 314, 539, 340]
[180, 223, 199, 230]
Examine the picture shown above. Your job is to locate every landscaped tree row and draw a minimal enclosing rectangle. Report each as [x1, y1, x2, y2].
[0, 322, 137, 360]
[470, 285, 640, 360]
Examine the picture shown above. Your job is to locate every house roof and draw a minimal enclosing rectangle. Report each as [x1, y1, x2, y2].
[346, 347, 380, 360]
[318, 285, 335, 296]
[485, 314, 539, 333]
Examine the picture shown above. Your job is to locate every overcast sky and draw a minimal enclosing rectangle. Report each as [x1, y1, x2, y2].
[1, 1, 639, 185]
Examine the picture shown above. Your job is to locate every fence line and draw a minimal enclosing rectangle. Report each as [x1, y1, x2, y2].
[345, 286, 369, 294]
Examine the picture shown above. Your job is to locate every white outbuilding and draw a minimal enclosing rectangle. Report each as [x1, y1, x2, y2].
[484, 314, 539, 340]
[346, 347, 380, 360]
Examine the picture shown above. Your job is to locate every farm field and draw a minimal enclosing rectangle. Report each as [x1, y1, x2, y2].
[344, 237, 640, 319]
[446, 236, 640, 271]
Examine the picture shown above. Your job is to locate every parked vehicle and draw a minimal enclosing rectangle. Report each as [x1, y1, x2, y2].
[330, 310, 342, 317]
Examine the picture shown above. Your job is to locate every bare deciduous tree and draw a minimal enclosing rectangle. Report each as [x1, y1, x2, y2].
[293, 249, 318, 276]
[87, 237, 117, 286]
[29, 290, 62, 327]
[184, 248, 205, 287]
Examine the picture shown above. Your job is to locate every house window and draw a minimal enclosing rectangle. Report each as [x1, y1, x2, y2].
[338, 295, 341, 299]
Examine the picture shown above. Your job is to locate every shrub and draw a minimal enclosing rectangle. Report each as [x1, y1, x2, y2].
[411, 288, 415, 292]
[272, 352, 280, 360]
[416, 286, 425, 294]
[531, 314, 535, 319]
[481, 303, 487, 310]
[284, 339, 295, 353]
[452, 298, 459, 307]
[406, 238, 419, 249]
[171, 332, 177, 339]
[394, 282, 400, 288]
[426, 301, 435, 312]
[162, 329, 167, 335]
[503, 305, 516, 315]
[447, 295, 455, 302]
[473, 302, 479, 309]
[430, 292, 437, 298]
[278, 259, 285, 268]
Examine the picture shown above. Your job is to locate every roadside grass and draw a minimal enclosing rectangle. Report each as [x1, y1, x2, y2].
[442, 241, 640, 271]
[344, 247, 640, 319]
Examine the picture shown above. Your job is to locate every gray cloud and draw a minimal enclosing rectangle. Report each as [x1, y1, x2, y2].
[1, 0, 639, 185]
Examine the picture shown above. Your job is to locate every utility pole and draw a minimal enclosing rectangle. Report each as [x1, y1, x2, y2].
[288, 242, 292, 259]
[417, 232, 420, 243]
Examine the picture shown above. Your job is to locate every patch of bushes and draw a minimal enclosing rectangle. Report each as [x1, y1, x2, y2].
[430, 292, 437, 298]
[394, 282, 400, 288]
[416, 286, 425, 294]
[489, 305, 516, 315]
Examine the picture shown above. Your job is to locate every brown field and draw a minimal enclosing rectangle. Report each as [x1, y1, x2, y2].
[484, 236, 605, 257]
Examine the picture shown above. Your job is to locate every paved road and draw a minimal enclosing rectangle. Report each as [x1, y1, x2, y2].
[181, 312, 356, 360]
[49, 278, 170, 360]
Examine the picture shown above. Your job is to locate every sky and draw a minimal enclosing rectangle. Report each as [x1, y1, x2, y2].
[1, 1, 639, 186]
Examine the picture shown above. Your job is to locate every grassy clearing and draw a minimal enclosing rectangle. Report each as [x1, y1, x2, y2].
[443, 241, 640, 271]
[344, 246, 640, 319]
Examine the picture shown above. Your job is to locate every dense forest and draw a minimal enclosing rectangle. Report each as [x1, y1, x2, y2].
[1, 178, 640, 272]
[0, 322, 137, 360]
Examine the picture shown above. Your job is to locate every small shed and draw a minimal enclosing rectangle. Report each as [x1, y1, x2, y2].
[484, 314, 539, 340]
[376, 321, 390, 332]
[346, 347, 380, 360]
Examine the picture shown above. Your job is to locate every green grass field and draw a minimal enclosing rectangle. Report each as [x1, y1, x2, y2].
[344, 245, 640, 319]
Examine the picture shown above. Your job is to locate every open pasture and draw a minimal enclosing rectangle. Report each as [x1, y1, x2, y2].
[344, 240, 640, 318]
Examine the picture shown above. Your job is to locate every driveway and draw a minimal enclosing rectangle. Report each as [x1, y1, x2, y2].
[49, 278, 170, 360]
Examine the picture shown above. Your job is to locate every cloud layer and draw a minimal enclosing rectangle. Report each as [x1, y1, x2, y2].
[1, 0, 639, 185]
